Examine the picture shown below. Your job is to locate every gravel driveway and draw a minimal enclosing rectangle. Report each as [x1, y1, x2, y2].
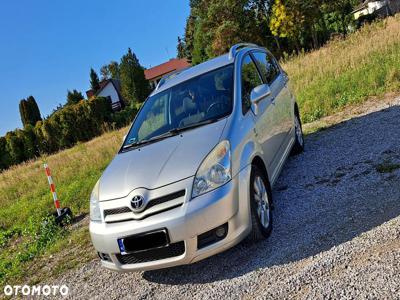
[53, 97, 400, 299]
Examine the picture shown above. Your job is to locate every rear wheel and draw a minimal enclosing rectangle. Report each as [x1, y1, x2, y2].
[249, 166, 273, 242]
[291, 111, 304, 155]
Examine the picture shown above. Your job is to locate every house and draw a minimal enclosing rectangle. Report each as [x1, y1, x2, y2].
[144, 58, 191, 89]
[86, 79, 125, 111]
[353, 0, 400, 21]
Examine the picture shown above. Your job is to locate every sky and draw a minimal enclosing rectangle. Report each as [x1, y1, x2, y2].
[0, 0, 190, 136]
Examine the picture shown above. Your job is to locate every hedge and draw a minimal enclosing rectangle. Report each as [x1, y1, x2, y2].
[0, 97, 138, 171]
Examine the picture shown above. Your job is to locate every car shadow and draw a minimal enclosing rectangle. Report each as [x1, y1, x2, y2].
[142, 105, 400, 285]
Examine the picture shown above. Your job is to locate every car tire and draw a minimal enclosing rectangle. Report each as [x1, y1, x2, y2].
[248, 165, 273, 242]
[291, 110, 304, 155]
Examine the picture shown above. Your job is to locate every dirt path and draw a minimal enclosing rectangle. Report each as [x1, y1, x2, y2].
[50, 95, 400, 299]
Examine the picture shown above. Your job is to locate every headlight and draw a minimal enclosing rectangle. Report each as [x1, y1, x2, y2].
[192, 140, 231, 198]
[90, 180, 102, 222]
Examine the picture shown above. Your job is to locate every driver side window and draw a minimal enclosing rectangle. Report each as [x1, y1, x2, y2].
[241, 54, 263, 115]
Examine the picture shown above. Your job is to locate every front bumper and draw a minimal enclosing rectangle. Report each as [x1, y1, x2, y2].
[89, 165, 252, 271]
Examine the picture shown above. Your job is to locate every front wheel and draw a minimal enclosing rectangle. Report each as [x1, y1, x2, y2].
[291, 111, 304, 155]
[248, 166, 273, 242]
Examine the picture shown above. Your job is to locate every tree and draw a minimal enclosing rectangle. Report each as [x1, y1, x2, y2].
[0, 136, 12, 170]
[19, 96, 42, 127]
[190, 0, 262, 64]
[270, 0, 301, 39]
[119, 48, 150, 105]
[66, 89, 84, 106]
[27, 96, 41, 124]
[322, 0, 359, 35]
[183, 15, 196, 62]
[101, 61, 120, 80]
[19, 98, 29, 127]
[108, 61, 120, 80]
[90, 68, 100, 93]
[5, 131, 25, 164]
[177, 36, 186, 59]
[184, 0, 358, 61]
[20, 124, 37, 158]
[100, 65, 110, 80]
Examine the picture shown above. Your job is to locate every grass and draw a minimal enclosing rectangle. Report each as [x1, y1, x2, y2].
[0, 15, 400, 286]
[283, 14, 400, 123]
[0, 129, 125, 285]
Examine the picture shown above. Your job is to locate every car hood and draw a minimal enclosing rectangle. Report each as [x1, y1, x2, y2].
[98, 118, 227, 201]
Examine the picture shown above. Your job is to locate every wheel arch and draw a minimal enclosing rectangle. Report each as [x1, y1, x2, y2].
[294, 101, 300, 118]
[251, 155, 270, 184]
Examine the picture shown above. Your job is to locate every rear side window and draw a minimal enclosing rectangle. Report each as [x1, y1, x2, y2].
[241, 54, 263, 115]
[252, 52, 280, 84]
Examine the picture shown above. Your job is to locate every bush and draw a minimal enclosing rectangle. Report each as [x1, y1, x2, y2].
[111, 104, 138, 128]
[0, 137, 12, 170]
[0, 97, 121, 171]
[5, 131, 25, 165]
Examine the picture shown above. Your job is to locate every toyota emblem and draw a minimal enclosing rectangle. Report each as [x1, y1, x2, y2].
[131, 195, 145, 211]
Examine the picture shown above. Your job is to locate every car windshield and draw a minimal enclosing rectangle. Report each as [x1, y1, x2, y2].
[123, 64, 234, 148]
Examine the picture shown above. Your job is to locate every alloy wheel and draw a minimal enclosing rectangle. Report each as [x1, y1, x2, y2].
[295, 115, 304, 147]
[253, 175, 271, 229]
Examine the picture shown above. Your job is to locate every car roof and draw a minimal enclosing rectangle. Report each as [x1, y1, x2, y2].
[150, 53, 233, 95]
[150, 44, 268, 96]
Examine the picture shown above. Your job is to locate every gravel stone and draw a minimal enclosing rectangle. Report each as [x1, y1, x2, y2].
[50, 98, 400, 299]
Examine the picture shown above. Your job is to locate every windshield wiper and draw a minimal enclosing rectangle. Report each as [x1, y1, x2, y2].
[122, 117, 222, 151]
[122, 130, 179, 150]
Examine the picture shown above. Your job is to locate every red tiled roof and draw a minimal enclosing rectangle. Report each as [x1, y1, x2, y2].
[144, 58, 191, 81]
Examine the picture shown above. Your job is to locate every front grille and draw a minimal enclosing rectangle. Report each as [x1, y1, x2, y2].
[104, 207, 131, 218]
[103, 190, 186, 221]
[116, 241, 185, 264]
[146, 190, 186, 210]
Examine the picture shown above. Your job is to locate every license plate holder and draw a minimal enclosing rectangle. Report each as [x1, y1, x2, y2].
[118, 229, 169, 254]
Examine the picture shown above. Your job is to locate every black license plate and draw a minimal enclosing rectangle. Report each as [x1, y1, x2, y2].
[118, 229, 169, 254]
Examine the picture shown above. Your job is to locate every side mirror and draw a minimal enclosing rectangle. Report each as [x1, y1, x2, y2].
[250, 84, 271, 115]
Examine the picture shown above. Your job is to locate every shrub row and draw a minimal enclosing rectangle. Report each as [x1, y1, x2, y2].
[0, 97, 137, 171]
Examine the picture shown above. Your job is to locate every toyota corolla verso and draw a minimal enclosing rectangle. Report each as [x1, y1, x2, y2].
[89, 43, 304, 272]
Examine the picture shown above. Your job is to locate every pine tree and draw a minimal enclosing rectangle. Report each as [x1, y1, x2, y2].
[90, 68, 101, 93]
[27, 96, 42, 125]
[184, 15, 196, 62]
[19, 96, 42, 127]
[177, 36, 186, 59]
[19, 98, 29, 127]
[119, 48, 150, 105]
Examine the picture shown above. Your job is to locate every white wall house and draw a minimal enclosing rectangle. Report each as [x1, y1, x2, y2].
[353, 0, 400, 20]
[86, 79, 124, 111]
[97, 81, 122, 111]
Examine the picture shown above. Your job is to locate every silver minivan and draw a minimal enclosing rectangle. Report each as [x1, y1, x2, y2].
[89, 43, 304, 272]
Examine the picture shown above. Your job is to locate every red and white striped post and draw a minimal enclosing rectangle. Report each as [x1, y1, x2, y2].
[44, 163, 61, 217]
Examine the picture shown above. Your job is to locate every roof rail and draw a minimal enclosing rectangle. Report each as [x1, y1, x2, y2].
[155, 66, 191, 91]
[228, 43, 260, 60]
